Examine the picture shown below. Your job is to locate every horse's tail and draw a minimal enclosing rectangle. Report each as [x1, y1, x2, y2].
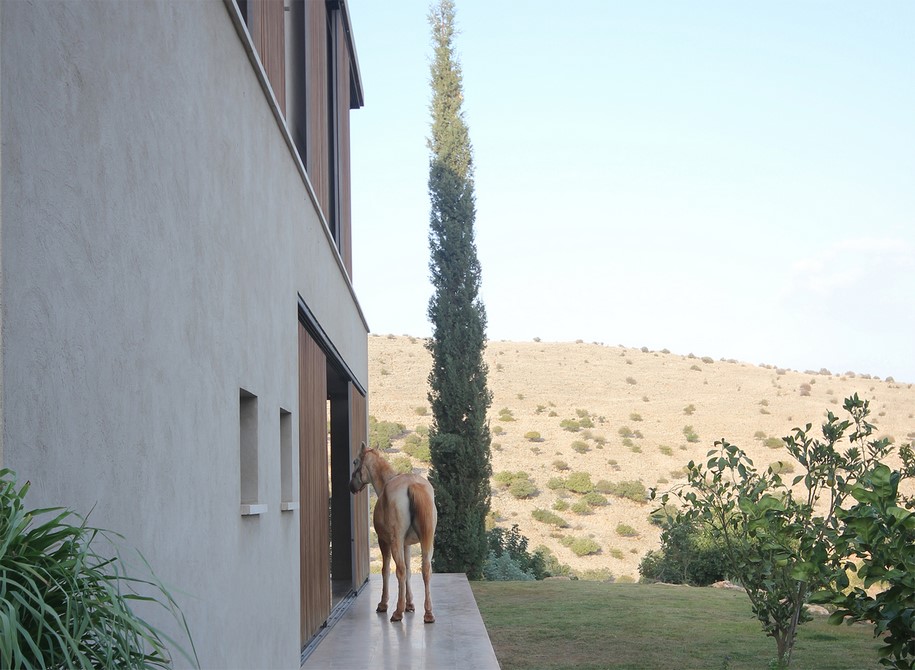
[407, 482, 437, 550]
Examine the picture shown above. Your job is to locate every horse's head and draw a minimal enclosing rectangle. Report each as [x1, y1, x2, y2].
[349, 442, 372, 493]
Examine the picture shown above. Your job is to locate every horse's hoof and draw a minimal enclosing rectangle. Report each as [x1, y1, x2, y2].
[424, 614, 435, 624]
[405, 604, 415, 613]
[390, 612, 403, 623]
[376, 604, 387, 613]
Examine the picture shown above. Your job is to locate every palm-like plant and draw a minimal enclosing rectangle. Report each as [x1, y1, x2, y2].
[0, 468, 196, 668]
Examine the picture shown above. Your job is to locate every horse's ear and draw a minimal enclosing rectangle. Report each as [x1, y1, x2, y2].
[359, 441, 367, 456]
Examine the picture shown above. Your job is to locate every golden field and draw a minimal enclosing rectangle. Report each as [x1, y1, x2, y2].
[367, 334, 915, 581]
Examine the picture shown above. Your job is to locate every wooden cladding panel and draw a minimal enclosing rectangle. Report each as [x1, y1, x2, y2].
[305, 0, 330, 220]
[299, 324, 330, 645]
[336, 17, 353, 277]
[248, 0, 286, 115]
[349, 385, 369, 588]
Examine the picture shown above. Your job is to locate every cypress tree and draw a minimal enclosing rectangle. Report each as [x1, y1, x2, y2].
[425, 0, 492, 579]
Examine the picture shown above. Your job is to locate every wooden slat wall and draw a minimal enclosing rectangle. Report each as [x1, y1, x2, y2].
[335, 16, 353, 277]
[305, 0, 330, 220]
[299, 324, 330, 645]
[248, 0, 286, 115]
[349, 385, 369, 587]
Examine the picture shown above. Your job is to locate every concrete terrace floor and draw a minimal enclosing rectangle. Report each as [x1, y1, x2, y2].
[303, 573, 500, 669]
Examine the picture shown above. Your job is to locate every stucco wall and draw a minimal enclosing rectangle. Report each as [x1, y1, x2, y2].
[1, 1, 368, 667]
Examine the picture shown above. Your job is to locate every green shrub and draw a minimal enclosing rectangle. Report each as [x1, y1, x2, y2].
[482, 551, 535, 581]
[571, 440, 589, 454]
[493, 471, 515, 487]
[618, 426, 634, 438]
[683, 404, 696, 415]
[485, 525, 548, 580]
[565, 472, 594, 494]
[509, 478, 538, 499]
[570, 500, 592, 515]
[616, 523, 639, 537]
[690, 364, 702, 372]
[622, 437, 634, 448]
[683, 425, 699, 443]
[532, 508, 569, 528]
[553, 459, 569, 471]
[658, 445, 673, 456]
[560, 419, 581, 432]
[0, 469, 196, 669]
[630, 444, 642, 454]
[638, 517, 728, 586]
[753, 430, 767, 441]
[629, 412, 643, 422]
[402, 438, 431, 462]
[769, 460, 795, 475]
[547, 477, 566, 491]
[498, 408, 516, 422]
[492, 425, 505, 436]
[524, 431, 542, 442]
[535, 404, 546, 414]
[552, 499, 569, 511]
[609, 548, 625, 560]
[390, 455, 413, 474]
[596, 480, 648, 503]
[625, 377, 637, 385]
[764, 436, 783, 449]
[582, 492, 608, 507]
[563, 537, 601, 557]
[369, 415, 406, 451]
[414, 406, 428, 416]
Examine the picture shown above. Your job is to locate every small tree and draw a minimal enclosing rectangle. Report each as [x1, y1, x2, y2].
[811, 447, 915, 668]
[657, 395, 893, 667]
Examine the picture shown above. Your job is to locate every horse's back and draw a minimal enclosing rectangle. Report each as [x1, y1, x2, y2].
[376, 474, 436, 547]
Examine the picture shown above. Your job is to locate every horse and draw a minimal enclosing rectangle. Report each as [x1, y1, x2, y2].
[349, 442, 437, 623]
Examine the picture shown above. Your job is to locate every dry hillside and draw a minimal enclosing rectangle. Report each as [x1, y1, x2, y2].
[367, 334, 915, 581]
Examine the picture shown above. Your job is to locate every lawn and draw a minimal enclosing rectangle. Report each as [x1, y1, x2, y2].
[471, 580, 882, 670]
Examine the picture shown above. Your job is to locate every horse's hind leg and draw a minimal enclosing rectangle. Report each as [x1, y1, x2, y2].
[403, 544, 414, 613]
[390, 538, 407, 622]
[376, 537, 391, 613]
[421, 539, 434, 624]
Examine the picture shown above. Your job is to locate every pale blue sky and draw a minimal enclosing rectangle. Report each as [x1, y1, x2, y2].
[348, 1, 915, 382]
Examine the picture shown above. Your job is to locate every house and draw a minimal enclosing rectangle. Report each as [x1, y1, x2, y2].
[0, 0, 370, 666]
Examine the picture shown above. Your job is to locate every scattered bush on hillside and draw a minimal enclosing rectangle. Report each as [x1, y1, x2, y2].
[769, 460, 795, 475]
[535, 404, 546, 414]
[658, 445, 673, 456]
[625, 377, 637, 385]
[553, 459, 569, 471]
[498, 408, 516, 422]
[764, 437, 783, 449]
[799, 383, 812, 397]
[509, 478, 538, 499]
[690, 364, 702, 372]
[547, 477, 566, 491]
[683, 404, 696, 415]
[618, 426, 634, 438]
[630, 412, 643, 422]
[616, 523, 639, 538]
[571, 440, 590, 454]
[389, 455, 413, 474]
[532, 508, 569, 528]
[402, 432, 431, 462]
[561, 536, 601, 557]
[754, 430, 767, 441]
[369, 416, 406, 451]
[570, 500, 592, 515]
[682, 425, 700, 443]
[414, 406, 428, 416]
[595, 480, 648, 503]
[564, 471, 594, 494]
[582, 492, 608, 507]
[524, 431, 542, 442]
[560, 418, 581, 432]
[552, 499, 569, 512]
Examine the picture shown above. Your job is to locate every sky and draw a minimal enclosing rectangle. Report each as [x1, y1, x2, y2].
[347, 1, 915, 383]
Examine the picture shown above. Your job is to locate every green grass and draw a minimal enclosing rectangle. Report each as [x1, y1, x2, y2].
[471, 581, 882, 670]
